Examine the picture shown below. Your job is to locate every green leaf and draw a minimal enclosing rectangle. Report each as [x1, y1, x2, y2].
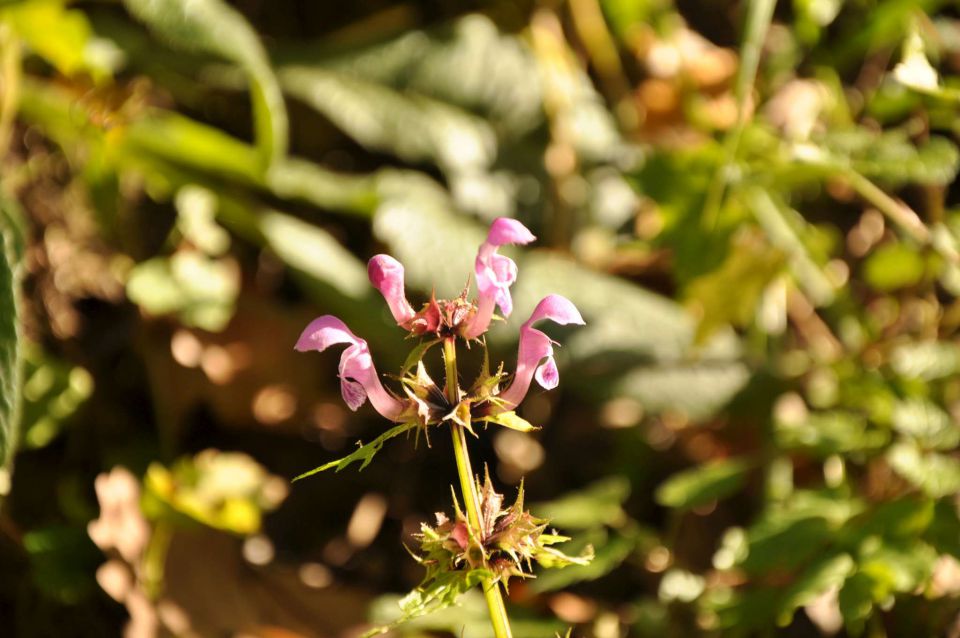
[0, 228, 20, 469]
[483, 411, 538, 432]
[259, 212, 369, 299]
[21, 344, 93, 450]
[280, 66, 496, 175]
[863, 243, 927, 291]
[775, 410, 889, 457]
[777, 553, 855, 626]
[533, 477, 631, 529]
[891, 340, 960, 381]
[531, 528, 637, 592]
[655, 458, 751, 510]
[125, 252, 239, 332]
[122, 0, 287, 167]
[1, 2, 96, 77]
[887, 442, 960, 498]
[364, 568, 492, 637]
[292, 421, 419, 481]
[892, 398, 959, 450]
[368, 589, 566, 638]
[401, 339, 441, 375]
[686, 228, 785, 341]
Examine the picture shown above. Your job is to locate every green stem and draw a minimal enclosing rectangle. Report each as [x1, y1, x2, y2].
[443, 338, 514, 638]
[142, 520, 173, 601]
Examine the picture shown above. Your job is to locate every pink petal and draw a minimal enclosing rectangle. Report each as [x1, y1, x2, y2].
[340, 378, 367, 411]
[486, 217, 536, 247]
[497, 295, 585, 408]
[368, 255, 416, 326]
[524, 294, 585, 328]
[295, 315, 404, 421]
[295, 315, 361, 353]
[463, 219, 534, 339]
[534, 357, 560, 390]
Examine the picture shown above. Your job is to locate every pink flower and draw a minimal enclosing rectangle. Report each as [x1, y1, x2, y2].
[498, 295, 585, 408]
[368, 255, 416, 327]
[296, 315, 404, 421]
[463, 218, 536, 339]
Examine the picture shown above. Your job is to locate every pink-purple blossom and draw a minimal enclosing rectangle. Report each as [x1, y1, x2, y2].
[497, 294, 585, 409]
[295, 217, 584, 422]
[295, 315, 404, 421]
[463, 218, 537, 339]
[368, 254, 416, 327]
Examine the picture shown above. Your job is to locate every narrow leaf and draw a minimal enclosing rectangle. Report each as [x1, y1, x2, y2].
[484, 410, 538, 432]
[292, 422, 418, 481]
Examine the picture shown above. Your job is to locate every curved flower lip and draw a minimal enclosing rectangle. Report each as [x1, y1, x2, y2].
[463, 217, 536, 340]
[368, 254, 416, 327]
[497, 294, 585, 408]
[296, 315, 404, 421]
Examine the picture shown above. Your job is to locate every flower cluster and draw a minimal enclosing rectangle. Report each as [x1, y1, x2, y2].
[416, 472, 592, 589]
[295, 217, 585, 429]
[294, 217, 588, 633]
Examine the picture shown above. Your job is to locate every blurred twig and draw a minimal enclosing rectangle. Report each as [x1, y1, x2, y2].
[702, 0, 776, 230]
[567, 0, 632, 116]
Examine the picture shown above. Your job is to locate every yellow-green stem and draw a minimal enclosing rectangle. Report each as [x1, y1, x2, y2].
[443, 337, 513, 638]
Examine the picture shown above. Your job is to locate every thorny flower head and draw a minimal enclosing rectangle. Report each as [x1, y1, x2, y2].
[415, 471, 593, 589]
[295, 217, 585, 431]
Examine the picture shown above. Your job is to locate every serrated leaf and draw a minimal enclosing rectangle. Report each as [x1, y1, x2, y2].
[531, 528, 637, 592]
[364, 568, 492, 637]
[122, 0, 287, 167]
[655, 458, 751, 510]
[293, 421, 418, 481]
[0, 229, 20, 469]
[483, 411, 538, 432]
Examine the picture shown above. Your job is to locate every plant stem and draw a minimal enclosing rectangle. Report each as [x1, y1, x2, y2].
[442, 337, 514, 638]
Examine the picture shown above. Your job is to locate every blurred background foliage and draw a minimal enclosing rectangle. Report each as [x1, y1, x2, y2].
[0, 0, 959, 636]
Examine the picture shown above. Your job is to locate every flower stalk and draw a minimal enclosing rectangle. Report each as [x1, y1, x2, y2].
[443, 337, 514, 638]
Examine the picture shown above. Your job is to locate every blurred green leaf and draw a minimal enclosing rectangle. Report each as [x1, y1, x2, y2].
[1, 2, 95, 77]
[863, 243, 927, 291]
[280, 66, 496, 175]
[891, 340, 960, 381]
[21, 344, 93, 450]
[126, 252, 239, 332]
[308, 15, 544, 137]
[775, 410, 889, 457]
[142, 449, 287, 534]
[655, 458, 751, 510]
[686, 229, 784, 341]
[892, 398, 959, 450]
[777, 553, 855, 625]
[887, 442, 960, 498]
[123, 0, 287, 168]
[824, 130, 959, 187]
[533, 477, 630, 529]
[23, 526, 101, 603]
[260, 212, 369, 299]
